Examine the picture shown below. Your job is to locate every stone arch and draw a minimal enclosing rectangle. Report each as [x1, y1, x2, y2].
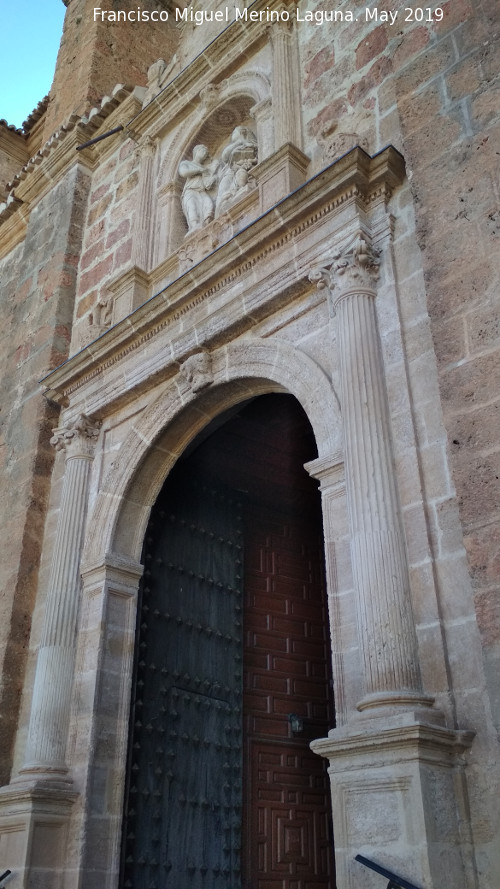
[83, 338, 342, 568]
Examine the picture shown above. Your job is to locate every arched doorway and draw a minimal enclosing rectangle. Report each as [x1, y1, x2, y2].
[119, 394, 335, 889]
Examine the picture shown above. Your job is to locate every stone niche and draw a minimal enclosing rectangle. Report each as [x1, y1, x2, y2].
[169, 97, 261, 270]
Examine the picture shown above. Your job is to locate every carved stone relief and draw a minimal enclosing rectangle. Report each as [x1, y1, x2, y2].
[178, 144, 220, 232]
[179, 350, 213, 392]
[317, 121, 369, 165]
[76, 291, 112, 350]
[142, 56, 179, 107]
[178, 127, 258, 233]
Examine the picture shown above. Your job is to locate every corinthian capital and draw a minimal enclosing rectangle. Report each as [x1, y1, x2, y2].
[310, 236, 380, 304]
[50, 414, 102, 458]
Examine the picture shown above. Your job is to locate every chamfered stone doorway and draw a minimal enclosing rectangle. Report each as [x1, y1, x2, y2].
[119, 394, 336, 889]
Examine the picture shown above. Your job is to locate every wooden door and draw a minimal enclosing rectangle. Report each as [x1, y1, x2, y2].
[120, 395, 335, 889]
[120, 473, 244, 889]
[243, 502, 334, 889]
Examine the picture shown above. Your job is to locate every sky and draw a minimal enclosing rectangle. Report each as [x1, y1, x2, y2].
[0, 0, 66, 129]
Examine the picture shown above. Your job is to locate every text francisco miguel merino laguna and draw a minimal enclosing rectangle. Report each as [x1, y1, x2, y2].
[93, 6, 427, 25]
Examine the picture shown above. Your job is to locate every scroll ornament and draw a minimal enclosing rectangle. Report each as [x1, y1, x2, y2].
[50, 414, 102, 457]
[309, 236, 380, 302]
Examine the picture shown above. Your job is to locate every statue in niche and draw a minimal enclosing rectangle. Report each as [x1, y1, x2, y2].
[215, 126, 258, 216]
[178, 128, 258, 234]
[179, 144, 219, 233]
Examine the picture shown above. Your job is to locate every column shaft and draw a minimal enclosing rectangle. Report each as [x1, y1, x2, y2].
[337, 291, 422, 700]
[315, 237, 432, 711]
[21, 416, 100, 777]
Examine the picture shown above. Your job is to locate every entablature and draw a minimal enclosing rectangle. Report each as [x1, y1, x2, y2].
[41, 146, 404, 418]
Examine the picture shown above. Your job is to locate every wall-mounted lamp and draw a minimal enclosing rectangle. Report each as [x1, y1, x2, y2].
[288, 713, 304, 733]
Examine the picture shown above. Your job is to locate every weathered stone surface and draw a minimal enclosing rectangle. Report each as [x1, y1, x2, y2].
[0, 165, 90, 786]
[0, 0, 499, 886]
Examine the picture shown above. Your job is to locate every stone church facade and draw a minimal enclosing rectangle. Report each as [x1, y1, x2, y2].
[0, 1, 498, 887]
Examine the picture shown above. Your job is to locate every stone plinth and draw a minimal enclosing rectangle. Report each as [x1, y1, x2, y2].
[312, 719, 476, 889]
[0, 782, 78, 889]
[108, 265, 150, 324]
[254, 142, 309, 211]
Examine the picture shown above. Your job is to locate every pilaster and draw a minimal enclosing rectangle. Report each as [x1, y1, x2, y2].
[305, 455, 352, 725]
[132, 135, 157, 272]
[268, 15, 301, 150]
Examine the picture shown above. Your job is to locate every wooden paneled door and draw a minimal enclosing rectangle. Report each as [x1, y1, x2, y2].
[243, 501, 334, 889]
[120, 395, 335, 889]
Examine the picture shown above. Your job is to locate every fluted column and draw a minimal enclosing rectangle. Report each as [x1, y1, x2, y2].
[312, 237, 432, 713]
[268, 15, 301, 150]
[133, 135, 157, 271]
[20, 414, 101, 778]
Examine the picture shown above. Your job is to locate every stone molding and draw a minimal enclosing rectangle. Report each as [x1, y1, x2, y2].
[304, 454, 344, 489]
[80, 553, 144, 594]
[81, 337, 343, 569]
[41, 147, 405, 417]
[312, 719, 475, 766]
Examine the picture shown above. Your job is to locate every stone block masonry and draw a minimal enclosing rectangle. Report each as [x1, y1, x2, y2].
[300, 0, 500, 739]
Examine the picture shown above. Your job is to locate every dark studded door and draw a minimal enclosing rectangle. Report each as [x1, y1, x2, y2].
[120, 472, 244, 889]
[120, 394, 335, 889]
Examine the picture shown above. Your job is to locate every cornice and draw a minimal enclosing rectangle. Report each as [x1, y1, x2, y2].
[0, 200, 28, 258]
[0, 125, 29, 166]
[41, 146, 404, 411]
[0, 87, 142, 257]
[127, 0, 292, 139]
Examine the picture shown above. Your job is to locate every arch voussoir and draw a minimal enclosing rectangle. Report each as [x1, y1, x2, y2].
[83, 338, 342, 568]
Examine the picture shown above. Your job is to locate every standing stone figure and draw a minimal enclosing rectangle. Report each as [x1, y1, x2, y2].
[179, 144, 219, 233]
[215, 126, 258, 216]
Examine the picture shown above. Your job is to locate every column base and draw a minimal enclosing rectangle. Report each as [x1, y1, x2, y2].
[357, 689, 436, 710]
[0, 780, 78, 889]
[311, 716, 475, 889]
